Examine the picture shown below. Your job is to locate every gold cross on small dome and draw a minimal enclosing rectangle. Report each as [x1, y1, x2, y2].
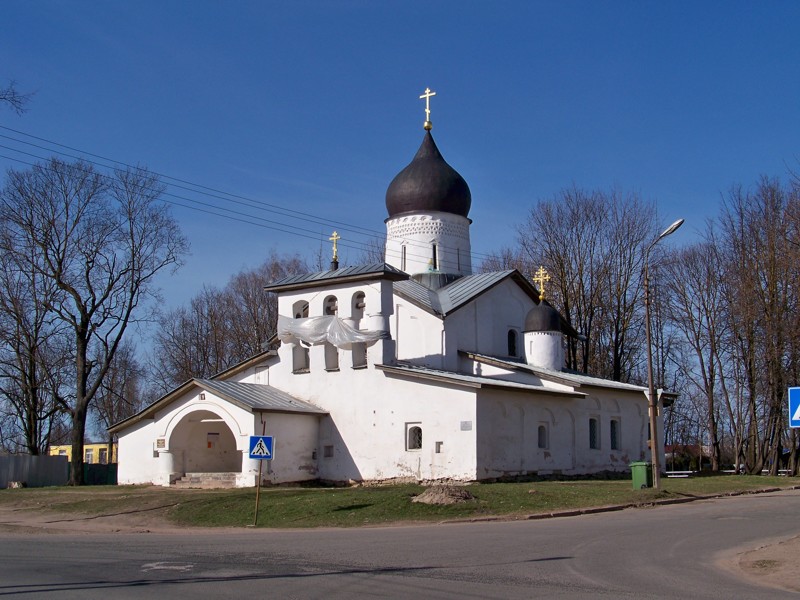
[420, 87, 436, 130]
[329, 231, 341, 261]
[533, 266, 551, 300]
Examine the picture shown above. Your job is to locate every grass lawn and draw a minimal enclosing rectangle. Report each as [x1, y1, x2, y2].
[0, 475, 795, 529]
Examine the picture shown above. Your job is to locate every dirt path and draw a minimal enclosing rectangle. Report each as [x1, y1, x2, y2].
[0, 502, 181, 534]
[726, 533, 800, 594]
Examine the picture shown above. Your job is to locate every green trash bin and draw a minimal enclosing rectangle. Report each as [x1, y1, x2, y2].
[630, 462, 653, 490]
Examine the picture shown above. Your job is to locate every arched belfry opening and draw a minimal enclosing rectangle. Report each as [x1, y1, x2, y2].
[168, 409, 241, 474]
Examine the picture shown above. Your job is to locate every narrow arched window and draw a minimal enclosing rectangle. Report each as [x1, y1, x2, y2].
[610, 419, 620, 450]
[406, 424, 422, 450]
[589, 418, 600, 449]
[351, 291, 366, 320]
[291, 301, 310, 372]
[324, 295, 338, 316]
[507, 329, 518, 357]
[293, 300, 309, 319]
[537, 424, 548, 449]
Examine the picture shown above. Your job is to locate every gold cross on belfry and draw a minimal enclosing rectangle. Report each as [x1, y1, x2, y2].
[420, 87, 436, 130]
[329, 231, 341, 261]
[532, 266, 550, 300]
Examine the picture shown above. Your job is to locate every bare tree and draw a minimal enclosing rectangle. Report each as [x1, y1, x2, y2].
[515, 187, 656, 380]
[477, 245, 533, 275]
[225, 252, 308, 359]
[715, 177, 799, 474]
[664, 241, 728, 470]
[150, 253, 307, 392]
[0, 237, 70, 454]
[0, 158, 188, 483]
[92, 341, 144, 461]
[151, 285, 231, 392]
[0, 80, 32, 114]
[358, 235, 386, 264]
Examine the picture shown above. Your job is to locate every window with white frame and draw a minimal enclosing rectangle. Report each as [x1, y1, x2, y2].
[406, 423, 422, 451]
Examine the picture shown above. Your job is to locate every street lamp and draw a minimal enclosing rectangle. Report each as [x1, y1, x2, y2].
[644, 218, 684, 490]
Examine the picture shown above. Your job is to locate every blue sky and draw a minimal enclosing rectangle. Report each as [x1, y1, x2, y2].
[3, 1, 800, 314]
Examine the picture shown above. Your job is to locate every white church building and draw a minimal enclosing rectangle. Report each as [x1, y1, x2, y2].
[111, 97, 665, 487]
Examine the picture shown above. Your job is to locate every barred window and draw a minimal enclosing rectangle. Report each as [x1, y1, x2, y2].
[406, 424, 422, 451]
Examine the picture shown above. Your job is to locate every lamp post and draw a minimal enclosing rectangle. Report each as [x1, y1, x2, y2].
[644, 218, 684, 490]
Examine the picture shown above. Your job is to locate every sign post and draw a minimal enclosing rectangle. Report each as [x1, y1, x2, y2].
[789, 387, 800, 429]
[249, 429, 274, 526]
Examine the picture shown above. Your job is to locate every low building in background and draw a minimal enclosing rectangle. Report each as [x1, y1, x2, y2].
[49, 442, 118, 465]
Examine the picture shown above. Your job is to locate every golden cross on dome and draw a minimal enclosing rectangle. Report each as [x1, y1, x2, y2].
[420, 87, 436, 130]
[329, 231, 341, 261]
[532, 266, 551, 300]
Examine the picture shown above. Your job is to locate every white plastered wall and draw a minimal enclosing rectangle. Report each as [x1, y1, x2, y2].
[313, 373, 478, 482]
[116, 387, 320, 487]
[392, 299, 444, 368]
[475, 386, 650, 478]
[444, 280, 535, 371]
[248, 412, 320, 485]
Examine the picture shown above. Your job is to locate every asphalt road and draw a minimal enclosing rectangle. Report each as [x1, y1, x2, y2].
[2, 489, 798, 599]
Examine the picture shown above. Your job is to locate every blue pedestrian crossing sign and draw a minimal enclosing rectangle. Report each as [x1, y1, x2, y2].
[790, 388, 800, 429]
[249, 435, 274, 460]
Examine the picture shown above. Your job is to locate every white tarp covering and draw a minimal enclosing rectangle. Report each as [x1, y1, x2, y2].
[277, 315, 389, 349]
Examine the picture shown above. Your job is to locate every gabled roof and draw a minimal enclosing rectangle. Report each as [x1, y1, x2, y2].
[108, 379, 325, 434]
[210, 349, 277, 381]
[394, 270, 534, 317]
[376, 362, 584, 398]
[196, 379, 326, 414]
[391, 270, 588, 339]
[441, 270, 538, 314]
[264, 263, 408, 293]
[393, 278, 443, 314]
[460, 351, 649, 394]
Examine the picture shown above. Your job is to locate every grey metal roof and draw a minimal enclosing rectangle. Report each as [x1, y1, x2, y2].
[376, 362, 583, 397]
[196, 379, 327, 414]
[394, 270, 536, 317]
[462, 351, 647, 393]
[264, 263, 408, 292]
[394, 278, 442, 314]
[437, 271, 516, 314]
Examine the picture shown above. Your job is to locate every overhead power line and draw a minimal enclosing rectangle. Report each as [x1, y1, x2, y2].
[0, 125, 502, 266]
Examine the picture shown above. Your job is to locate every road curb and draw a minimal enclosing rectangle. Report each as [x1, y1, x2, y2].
[441, 485, 800, 525]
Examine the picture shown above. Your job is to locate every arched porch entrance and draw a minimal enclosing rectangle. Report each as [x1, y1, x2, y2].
[168, 409, 241, 475]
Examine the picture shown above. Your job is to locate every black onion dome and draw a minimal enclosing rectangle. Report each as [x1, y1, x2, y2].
[524, 302, 562, 333]
[385, 131, 471, 218]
